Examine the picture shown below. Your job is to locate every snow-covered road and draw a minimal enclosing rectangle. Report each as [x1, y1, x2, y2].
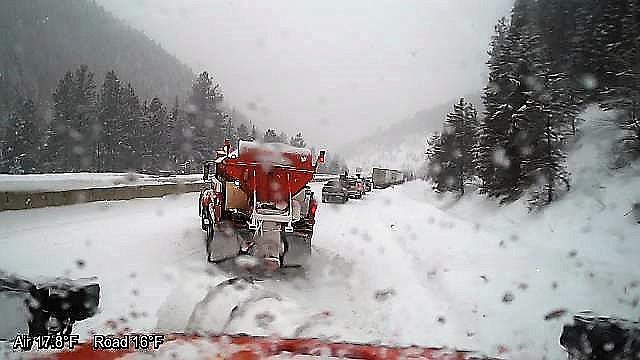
[1, 179, 639, 359]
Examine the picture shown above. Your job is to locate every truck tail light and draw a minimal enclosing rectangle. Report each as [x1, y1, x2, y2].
[309, 198, 318, 218]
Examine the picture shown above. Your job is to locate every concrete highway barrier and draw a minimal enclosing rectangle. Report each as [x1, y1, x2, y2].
[1, 182, 203, 211]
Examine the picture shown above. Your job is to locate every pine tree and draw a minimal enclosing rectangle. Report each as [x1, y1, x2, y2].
[603, 0, 640, 164]
[263, 129, 278, 143]
[512, 2, 572, 208]
[277, 131, 288, 143]
[521, 101, 571, 208]
[97, 70, 123, 171]
[141, 97, 167, 170]
[592, 0, 630, 100]
[5, 99, 40, 173]
[535, 0, 582, 133]
[478, 17, 519, 199]
[479, 1, 547, 203]
[567, 0, 600, 103]
[425, 132, 443, 181]
[462, 101, 480, 182]
[188, 71, 225, 162]
[109, 83, 140, 170]
[250, 124, 258, 141]
[237, 123, 251, 142]
[48, 71, 75, 171]
[46, 65, 98, 172]
[222, 113, 237, 148]
[289, 132, 306, 148]
[431, 98, 479, 194]
[73, 64, 98, 170]
[166, 96, 181, 169]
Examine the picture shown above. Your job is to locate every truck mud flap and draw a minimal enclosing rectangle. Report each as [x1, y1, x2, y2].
[207, 224, 242, 263]
[282, 232, 312, 267]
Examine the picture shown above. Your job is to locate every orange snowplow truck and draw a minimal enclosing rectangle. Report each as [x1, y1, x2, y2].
[199, 140, 325, 271]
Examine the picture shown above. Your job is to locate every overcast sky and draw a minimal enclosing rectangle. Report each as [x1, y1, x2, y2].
[97, 0, 513, 148]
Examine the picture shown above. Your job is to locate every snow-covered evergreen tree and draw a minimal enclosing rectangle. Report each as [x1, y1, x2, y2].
[601, 0, 640, 164]
[140, 97, 168, 170]
[187, 71, 225, 162]
[236, 123, 251, 142]
[430, 98, 479, 195]
[96, 70, 122, 171]
[263, 129, 278, 143]
[46, 64, 99, 172]
[250, 124, 258, 141]
[425, 132, 443, 181]
[5, 99, 40, 173]
[73, 65, 98, 170]
[47, 67, 98, 172]
[222, 113, 237, 149]
[289, 132, 306, 148]
[164, 96, 181, 169]
[478, 17, 521, 201]
[277, 131, 288, 144]
[118, 83, 141, 170]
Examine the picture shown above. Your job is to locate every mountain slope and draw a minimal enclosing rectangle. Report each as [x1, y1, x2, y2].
[342, 92, 482, 174]
[0, 0, 193, 113]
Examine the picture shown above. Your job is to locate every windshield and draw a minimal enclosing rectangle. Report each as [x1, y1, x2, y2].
[1, 1, 639, 359]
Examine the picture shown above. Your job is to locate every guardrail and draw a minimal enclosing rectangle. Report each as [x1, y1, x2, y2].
[1, 182, 203, 212]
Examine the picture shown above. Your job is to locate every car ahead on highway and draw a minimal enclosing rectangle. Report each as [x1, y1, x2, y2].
[322, 180, 349, 203]
[363, 177, 372, 192]
[346, 177, 365, 199]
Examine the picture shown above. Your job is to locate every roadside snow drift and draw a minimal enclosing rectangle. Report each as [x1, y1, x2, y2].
[0, 172, 201, 192]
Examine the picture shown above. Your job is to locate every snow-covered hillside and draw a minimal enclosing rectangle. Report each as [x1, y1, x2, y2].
[343, 92, 482, 175]
[346, 132, 428, 176]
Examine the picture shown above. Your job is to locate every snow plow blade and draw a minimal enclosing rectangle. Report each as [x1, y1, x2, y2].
[51, 334, 494, 360]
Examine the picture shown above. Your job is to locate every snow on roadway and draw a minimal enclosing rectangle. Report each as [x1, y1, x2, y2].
[0, 193, 204, 337]
[0, 181, 637, 359]
[1, 106, 639, 359]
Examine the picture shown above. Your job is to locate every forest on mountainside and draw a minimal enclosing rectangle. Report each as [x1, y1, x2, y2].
[0, 0, 319, 174]
[0, 0, 194, 115]
[426, 0, 640, 209]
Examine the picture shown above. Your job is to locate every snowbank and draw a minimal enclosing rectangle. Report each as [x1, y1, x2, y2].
[0, 172, 202, 192]
[410, 105, 640, 357]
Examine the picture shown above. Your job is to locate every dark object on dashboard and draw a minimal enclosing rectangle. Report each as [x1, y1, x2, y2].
[27, 280, 100, 336]
[1, 274, 100, 337]
[560, 312, 640, 359]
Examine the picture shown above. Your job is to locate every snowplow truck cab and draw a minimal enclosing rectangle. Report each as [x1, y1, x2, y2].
[199, 140, 324, 271]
